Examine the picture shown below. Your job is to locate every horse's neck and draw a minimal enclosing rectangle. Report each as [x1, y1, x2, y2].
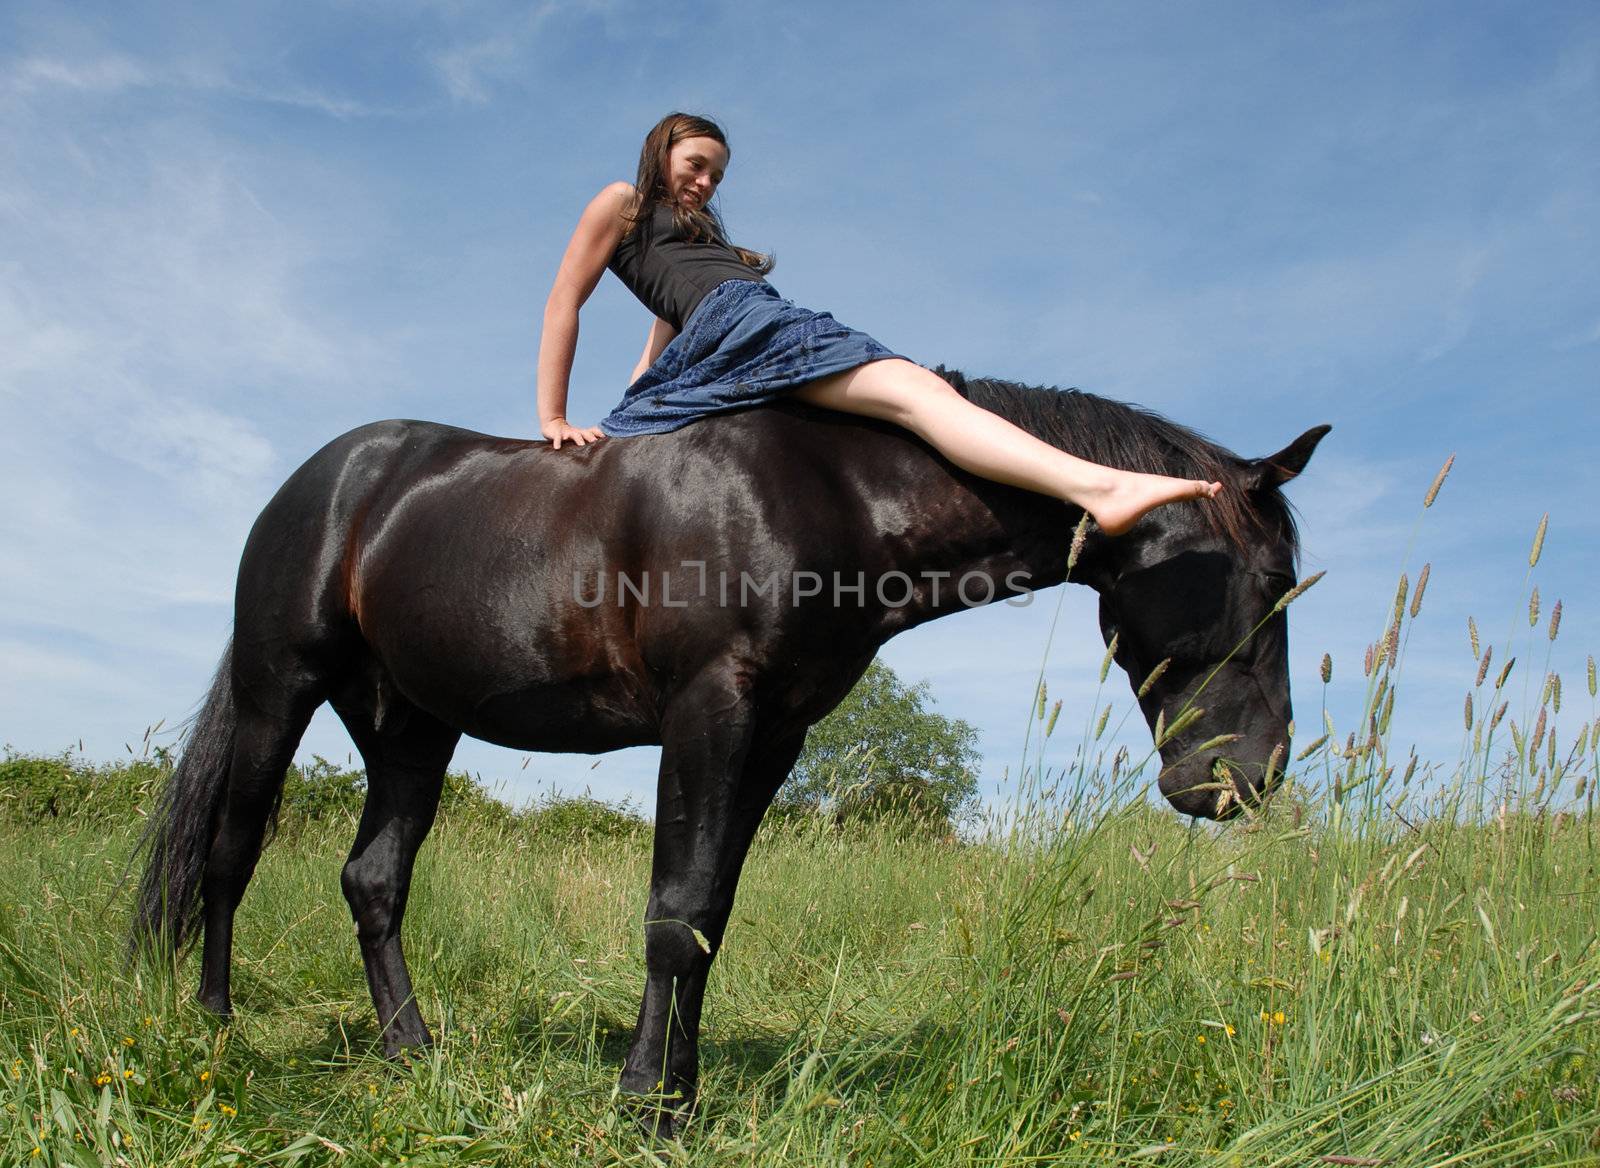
[854, 449, 1087, 628]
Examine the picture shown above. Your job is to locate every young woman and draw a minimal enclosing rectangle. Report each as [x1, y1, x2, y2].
[537, 112, 1220, 535]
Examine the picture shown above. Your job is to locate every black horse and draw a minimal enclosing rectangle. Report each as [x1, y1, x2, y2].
[133, 369, 1326, 1135]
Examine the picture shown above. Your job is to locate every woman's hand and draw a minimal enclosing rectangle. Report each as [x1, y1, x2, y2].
[542, 415, 607, 450]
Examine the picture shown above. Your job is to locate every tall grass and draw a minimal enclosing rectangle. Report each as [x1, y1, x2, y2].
[2, 480, 1596, 1164]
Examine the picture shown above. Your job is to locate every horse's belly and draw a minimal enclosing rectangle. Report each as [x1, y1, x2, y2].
[463, 678, 659, 753]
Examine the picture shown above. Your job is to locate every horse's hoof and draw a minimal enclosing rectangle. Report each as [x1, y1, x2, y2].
[382, 1032, 434, 1061]
[195, 991, 232, 1021]
[617, 1083, 693, 1142]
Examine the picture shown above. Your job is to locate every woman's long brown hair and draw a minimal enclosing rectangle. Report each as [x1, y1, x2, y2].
[628, 112, 774, 275]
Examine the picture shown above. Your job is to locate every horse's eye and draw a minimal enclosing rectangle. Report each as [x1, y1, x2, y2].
[1260, 572, 1295, 598]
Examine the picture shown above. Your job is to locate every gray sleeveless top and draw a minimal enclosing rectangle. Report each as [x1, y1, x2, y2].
[607, 202, 768, 331]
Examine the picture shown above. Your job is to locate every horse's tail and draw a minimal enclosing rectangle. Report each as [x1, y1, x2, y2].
[130, 640, 238, 958]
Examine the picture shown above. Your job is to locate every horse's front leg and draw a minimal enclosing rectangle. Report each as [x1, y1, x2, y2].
[620, 672, 802, 1137]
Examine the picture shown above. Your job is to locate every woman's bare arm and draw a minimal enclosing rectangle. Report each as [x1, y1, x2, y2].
[537, 181, 635, 448]
[630, 317, 679, 383]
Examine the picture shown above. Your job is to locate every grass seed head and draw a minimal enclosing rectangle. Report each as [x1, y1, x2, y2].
[1548, 599, 1562, 642]
[1068, 512, 1091, 572]
[1495, 656, 1516, 691]
[1295, 733, 1330, 761]
[1468, 615, 1480, 657]
[1464, 694, 1474, 732]
[1410, 563, 1430, 618]
[1476, 645, 1493, 688]
[1157, 706, 1205, 746]
[1320, 652, 1332, 684]
[1529, 586, 1540, 629]
[1424, 452, 1454, 507]
[1100, 633, 1118, 683]
[1590, 655, 1597, 698]
[1137, 658, 1171, 699]
[1046, 698, 1063, 738]
[1272, 569, 1325, 614]
[1490, 701, 1508, 732]
[1529, 511, 1548, 567]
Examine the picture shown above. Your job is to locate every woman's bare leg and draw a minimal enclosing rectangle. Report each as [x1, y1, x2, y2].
[791, 359, 1221, 536]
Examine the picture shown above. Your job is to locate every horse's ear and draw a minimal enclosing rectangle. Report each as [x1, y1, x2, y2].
[1244, 424, 1331, 491]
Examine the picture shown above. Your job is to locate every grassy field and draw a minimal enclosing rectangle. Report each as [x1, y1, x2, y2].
[2, 729, 1596, 1166]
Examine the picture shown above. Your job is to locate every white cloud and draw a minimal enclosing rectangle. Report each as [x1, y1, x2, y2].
[430, 4, 556, 104]
[4, 47, 391, 119]
[8, 54, 150, 95]
[0, 67, 399, 744]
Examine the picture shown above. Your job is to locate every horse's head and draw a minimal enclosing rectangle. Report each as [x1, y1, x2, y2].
[1084, 426, 1329, 820]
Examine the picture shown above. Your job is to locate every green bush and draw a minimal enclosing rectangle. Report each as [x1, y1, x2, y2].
[276, 755, 367, 824]
[0, 749, 162, 826]
[0, 749, 642, 839]
[517, 790, 648, 841]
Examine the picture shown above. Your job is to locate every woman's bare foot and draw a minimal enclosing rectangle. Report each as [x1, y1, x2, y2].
[1081, 472, 1222, 536]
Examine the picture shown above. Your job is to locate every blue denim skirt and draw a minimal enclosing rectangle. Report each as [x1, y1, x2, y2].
[598, 280, 903, 437]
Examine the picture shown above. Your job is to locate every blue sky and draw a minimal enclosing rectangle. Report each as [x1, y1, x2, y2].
[2, 1, 1596, 810]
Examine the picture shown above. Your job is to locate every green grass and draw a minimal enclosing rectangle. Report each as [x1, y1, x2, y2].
[1, 751, 1596, 1165]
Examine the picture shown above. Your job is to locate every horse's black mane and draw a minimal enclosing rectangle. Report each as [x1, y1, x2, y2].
[933, 366, 1298, 553]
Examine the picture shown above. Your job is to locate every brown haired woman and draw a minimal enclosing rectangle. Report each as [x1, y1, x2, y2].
[537, 112, 1220, 535]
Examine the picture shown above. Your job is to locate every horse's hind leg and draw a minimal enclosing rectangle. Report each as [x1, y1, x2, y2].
[332, 686, 460, 1056]
[197, 685, 322, 1018]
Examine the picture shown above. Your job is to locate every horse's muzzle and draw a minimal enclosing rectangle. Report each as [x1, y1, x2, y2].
[1159, 740, 1286, 820]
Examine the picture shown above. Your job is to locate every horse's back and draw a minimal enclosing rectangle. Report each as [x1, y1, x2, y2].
[226, 408, 928, 749]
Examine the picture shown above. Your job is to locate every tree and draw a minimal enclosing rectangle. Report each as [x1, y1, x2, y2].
[779, 658, 981, 830]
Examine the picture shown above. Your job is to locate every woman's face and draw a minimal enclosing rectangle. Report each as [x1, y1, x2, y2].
[664, 135, 728, 210]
